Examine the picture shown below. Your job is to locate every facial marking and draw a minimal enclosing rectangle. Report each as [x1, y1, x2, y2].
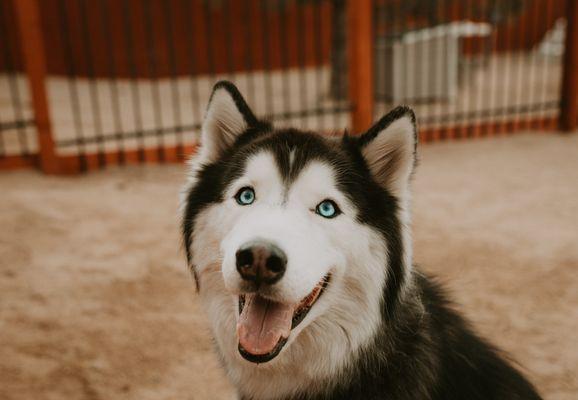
[287, 161, 354, 218]
[220, 151, 349, 305]
[289, 149, 296, 168]
[226, 151, 284, 206]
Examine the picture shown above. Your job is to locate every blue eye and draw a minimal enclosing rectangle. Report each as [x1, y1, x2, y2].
[315, 200, 340, 219]
[235, 187, 255, 205]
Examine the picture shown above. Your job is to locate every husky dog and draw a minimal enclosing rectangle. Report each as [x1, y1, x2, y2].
[181, 81, 542, 400]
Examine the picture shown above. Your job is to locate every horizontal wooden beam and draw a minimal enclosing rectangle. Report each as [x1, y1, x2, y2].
[1, 117, 558, 173]
[0, 155, 38, 170]
[54, 144, 197, 174]
[419, 117, 558, 143]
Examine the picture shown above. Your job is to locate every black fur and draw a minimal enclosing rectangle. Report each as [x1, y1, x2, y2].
[182, 82, 542, 400]
[283, 273, 542, 400]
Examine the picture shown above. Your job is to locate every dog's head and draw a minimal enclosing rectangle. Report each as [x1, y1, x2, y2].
[182, 81, 416, 368]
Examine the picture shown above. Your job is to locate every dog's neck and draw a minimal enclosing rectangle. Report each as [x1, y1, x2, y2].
[205, 262, 417, 400]
[228, 278, 424, 400]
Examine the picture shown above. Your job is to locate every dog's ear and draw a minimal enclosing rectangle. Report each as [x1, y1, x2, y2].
[358, 106, 417, 199]
[198, 81, 258, 163]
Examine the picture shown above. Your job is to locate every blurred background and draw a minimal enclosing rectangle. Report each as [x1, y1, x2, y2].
[1, 0, 577, 399]
[1, 0, 576, 171]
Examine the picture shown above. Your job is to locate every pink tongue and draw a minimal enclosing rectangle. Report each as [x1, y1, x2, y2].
[237, 295, 294, 355]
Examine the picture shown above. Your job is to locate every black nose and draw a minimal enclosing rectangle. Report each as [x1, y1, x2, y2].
[235, 240, 287, 285]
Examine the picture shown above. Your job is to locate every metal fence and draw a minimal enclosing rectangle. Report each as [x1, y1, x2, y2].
[373, 0, 567, 139]
[0, 0, 577, 174]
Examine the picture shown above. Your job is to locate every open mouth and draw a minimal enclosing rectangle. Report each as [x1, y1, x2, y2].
[236, 274, 331, 363]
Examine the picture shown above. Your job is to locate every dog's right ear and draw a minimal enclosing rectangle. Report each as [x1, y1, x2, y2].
[198, 81, 258, 163]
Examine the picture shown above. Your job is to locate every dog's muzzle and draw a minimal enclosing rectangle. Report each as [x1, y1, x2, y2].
[234, 241, 331, 363]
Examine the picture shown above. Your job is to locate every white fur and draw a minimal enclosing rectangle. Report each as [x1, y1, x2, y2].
[188, 149, 390, 399]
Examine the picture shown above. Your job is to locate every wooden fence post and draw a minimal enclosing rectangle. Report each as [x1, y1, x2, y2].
[13, 0, 60, 173]
[560, 0, 578, 131]
[348, 0, 374, 133]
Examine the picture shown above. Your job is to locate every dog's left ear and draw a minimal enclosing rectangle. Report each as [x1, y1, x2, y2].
[358, 106, 417, 199]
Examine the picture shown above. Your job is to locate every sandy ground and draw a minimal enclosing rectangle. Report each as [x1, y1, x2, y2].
[1, 132, 577, 399]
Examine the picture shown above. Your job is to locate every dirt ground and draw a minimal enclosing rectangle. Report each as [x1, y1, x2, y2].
[1, 132, 577, 400]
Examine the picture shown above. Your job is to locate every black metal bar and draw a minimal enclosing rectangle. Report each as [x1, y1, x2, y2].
[183, 0, 202, 141]
[474, 1, 490, 135]
[487, 0, 499, 135]
[56, 104, 356, 148]
[57, 123, 201, 147]
[121, 0, 146, 162]
[0, 2, 5, 155]
[419, 101, 560, 125]
[54, 97, 558, 149]
[267, 105, 351, 122]
[0, 119, 35, 132]
[0, 6, 5, 155]
[419, 0, 431, 134]
[0, 4, 5, 155]
[100, 0, 125, 165]
[313, 0, 325, 130]
[203, 0, 216, 79]
[225, 0, 236, 80]
[5, 69, 29, 156]
[401, 3, 412, 120]
[527, 0, 539, 126]
[332, 0, 345, 129]
[392, 0, 416, 126]
[58, 0, 87, 170]
[260, 0, 274, 118]
[79, 0, 106, 167]
[0, 2, 29, 156]
[402, 0, 410, 109]
[376, 0, 390, 119]
[540, 0, 555, 128]
[461, 0, 472, 137]
[278, 1, 291, 125]
[444, 0, 456, 139]
[163, 0, 184, 155]
[297, 0, 309, 129]
[433, 0, 444, 132]
[513, 0, 526, 128]
[143, 0, 165, 162]
[374, 94, 456, 104]
[243, 0, 256, 105]
[501, 2, 514, 130]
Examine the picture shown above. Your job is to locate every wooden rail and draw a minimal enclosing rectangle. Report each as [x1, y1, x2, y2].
[347, 0, 373, 133]
[13, 0, 60, 174]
